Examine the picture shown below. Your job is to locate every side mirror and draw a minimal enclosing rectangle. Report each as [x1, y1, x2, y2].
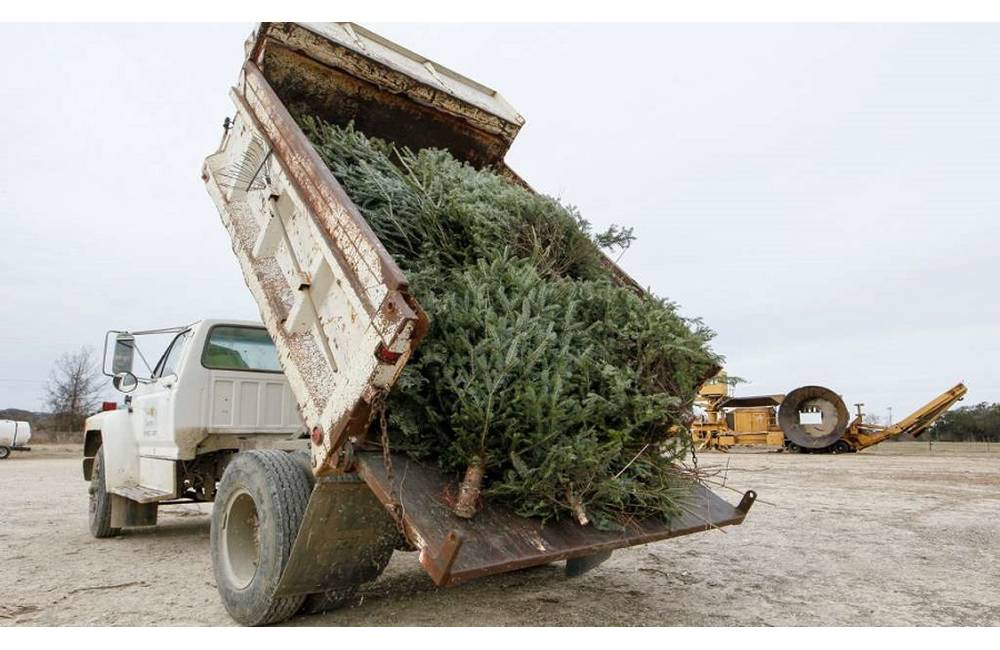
[112, 334, 136, 375]
[112, 371, 138, 394]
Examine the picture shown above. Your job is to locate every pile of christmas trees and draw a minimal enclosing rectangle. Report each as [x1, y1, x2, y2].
[301, 116, 720, 530]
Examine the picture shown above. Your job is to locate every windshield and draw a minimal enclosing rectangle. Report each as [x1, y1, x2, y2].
[106, 326, 189, 380]
[201, 325, 281, 373]
[154, 331, 191, 378]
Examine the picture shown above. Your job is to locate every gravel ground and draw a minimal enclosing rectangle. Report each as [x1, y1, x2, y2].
[1, 442, 997, 626]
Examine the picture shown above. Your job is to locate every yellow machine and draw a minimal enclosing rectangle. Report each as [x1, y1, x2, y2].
[692, 373, 967, 453]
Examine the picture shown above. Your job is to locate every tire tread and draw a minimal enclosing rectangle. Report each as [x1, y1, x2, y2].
[211, 449, 313, 626]
[89, 447, 120, 539]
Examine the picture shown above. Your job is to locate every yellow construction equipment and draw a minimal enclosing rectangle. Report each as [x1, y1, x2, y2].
[691, 373, 967, 453]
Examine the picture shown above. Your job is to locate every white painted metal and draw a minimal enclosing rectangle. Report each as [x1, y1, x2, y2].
[203, 64, 423, 475]
[0, 420, 31, 447]
[86, 409, 138, 488]
[296, 22, 524, 129]
[86, 319, 305, 500]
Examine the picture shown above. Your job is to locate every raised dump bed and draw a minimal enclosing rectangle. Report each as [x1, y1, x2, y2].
[203, 22, 754, 622]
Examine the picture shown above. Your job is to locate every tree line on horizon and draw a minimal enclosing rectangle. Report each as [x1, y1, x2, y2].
[927, 401, 1000, 443]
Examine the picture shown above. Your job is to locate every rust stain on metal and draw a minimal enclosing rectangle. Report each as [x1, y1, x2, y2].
[204, 73, 426, 476]
[355, 452, 754, 587]
[242, 63, 407, 305]
[420, 532, 464, 587]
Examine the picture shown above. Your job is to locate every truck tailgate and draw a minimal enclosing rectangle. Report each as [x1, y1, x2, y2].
[356, 452, 755, 586]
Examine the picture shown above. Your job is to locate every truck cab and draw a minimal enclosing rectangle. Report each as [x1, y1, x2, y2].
[83, 319, 306, 520]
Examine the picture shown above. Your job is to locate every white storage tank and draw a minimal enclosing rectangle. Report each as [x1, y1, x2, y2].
[0, 420, 32, 458]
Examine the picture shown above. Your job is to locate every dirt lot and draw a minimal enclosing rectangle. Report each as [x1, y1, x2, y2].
[1, 442, 997, 626]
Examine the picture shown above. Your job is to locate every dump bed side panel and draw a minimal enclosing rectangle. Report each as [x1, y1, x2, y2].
[203, 63, 426, 475]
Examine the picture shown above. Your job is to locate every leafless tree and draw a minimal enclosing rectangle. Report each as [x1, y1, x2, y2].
[44, 346, 104, 432]
[863, 412, 883, 426]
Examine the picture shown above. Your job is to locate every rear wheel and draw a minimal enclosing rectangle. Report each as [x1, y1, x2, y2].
[211, 450, 312, 626]
[785, 442, 801, 454]
[832, 440, 852, 454]
[0, 446, 10, 460]
[88, 446, 120, 538]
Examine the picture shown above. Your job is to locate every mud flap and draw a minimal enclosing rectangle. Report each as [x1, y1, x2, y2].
[109, 495, 158, 527]
[565, 549, 613, 578]
[273, 475, 399, 598]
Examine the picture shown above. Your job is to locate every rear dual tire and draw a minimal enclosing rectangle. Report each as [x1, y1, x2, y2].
[211, 450, 312, 626]
[211, 450, 394, 625]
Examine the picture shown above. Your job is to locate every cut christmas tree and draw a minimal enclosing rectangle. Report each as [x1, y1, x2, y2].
[299, 116, 720, 531]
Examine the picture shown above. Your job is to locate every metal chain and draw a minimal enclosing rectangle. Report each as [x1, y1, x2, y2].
[371, 390, 405, 530]
[379, 401, 395, 494]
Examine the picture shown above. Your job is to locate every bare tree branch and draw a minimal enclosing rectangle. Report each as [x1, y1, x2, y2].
[44, 346, 103, 432]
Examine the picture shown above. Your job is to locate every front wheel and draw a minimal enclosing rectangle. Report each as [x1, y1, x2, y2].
[88, 446, 120, 538]
[211, 450, 312, 626]
[0, 446, 10, 460]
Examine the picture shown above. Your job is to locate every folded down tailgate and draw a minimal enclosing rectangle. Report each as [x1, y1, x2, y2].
[356, 452, 756, 586]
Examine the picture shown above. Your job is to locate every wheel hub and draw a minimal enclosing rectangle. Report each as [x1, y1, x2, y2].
[222, 489, 261, 590]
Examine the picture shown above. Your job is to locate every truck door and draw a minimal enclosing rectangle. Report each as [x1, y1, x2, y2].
[131, 330, 190, 470]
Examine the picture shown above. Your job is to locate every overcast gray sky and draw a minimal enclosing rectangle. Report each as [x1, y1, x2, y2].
[0, 23, 996, 419]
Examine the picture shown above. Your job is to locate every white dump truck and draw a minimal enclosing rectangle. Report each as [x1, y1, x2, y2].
[83, 22, 755, 626]
[0, 420, 31, 459]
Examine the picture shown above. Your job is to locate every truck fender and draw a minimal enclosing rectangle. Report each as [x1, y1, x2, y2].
[83, 428, 101, 480]
[83, 429, 102, 480]
[82, 410, 139, 492]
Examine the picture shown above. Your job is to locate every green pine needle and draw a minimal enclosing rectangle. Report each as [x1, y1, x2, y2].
[300, 116, 720, 529]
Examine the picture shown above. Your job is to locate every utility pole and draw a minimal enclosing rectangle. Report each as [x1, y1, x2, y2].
[887, 406, 893, 426]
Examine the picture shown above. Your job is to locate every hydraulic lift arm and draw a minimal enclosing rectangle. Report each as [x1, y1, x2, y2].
[845, 382, 967, 451]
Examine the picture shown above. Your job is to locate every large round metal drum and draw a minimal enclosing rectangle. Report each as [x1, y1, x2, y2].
[777, 385, 849, 449]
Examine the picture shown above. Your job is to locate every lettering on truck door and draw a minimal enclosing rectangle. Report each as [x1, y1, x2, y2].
[132, 330, 189, 451]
